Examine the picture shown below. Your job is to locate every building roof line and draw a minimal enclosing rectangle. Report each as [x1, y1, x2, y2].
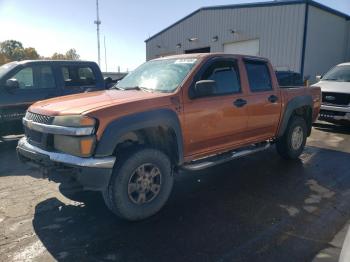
[145, 0, 350, 43]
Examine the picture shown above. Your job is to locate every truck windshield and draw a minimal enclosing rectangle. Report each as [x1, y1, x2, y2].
[323, 65, 350, 82]
[114, 58, 197, 92]
[0, 62, 18, 79]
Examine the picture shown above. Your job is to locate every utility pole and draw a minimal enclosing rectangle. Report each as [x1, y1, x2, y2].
[104, 36, 107, 72]
[94, 0, 101, 66]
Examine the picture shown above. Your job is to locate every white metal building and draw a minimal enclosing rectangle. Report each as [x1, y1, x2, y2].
[145, 0, 350, 82]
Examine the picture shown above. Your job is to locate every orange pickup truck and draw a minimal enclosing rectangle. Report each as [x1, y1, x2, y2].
[17, 53, 321, 221]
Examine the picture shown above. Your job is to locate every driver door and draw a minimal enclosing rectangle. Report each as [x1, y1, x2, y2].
[0, 64, 59, 132]
[183, 58, 249, 158]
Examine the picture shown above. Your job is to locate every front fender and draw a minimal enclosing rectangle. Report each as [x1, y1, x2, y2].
[94, 109, 184, 164]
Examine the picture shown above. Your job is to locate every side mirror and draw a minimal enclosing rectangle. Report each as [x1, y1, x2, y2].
[192, 80, 216, 98]
[315, 75, 322, 82]
[6, 79, 19, 90]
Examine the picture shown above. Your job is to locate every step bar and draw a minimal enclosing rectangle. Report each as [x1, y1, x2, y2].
[182, 142, 271, 171]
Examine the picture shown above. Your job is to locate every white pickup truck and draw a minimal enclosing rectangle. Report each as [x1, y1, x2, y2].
[314, 62, 350, 125]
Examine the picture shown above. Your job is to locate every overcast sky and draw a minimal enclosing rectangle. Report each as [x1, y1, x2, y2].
[0, 0, 349, 72]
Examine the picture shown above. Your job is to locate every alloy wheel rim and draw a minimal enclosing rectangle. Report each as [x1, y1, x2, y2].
[127, 163, 162, 205]
[291, 126, 303, 150]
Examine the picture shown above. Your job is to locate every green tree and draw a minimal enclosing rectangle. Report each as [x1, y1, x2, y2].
[65, 48, 80, 60]
[0, 53, 10, 65]
[0, 40, 23, 60]
[24, 47, 39, 60]
[51, 52, 66, 60]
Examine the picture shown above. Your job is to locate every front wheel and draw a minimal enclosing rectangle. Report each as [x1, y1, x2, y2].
[103, 147, 174, 221]
[276, 116, 307, 160]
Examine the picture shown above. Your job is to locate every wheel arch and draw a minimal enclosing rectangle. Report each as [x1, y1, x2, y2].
[278, 95, 313, 138]
[94, 109, 184, 165]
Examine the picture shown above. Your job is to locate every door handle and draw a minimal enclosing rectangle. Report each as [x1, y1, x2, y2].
[268, 95, 278, 103]
[233, 98, 247, 108]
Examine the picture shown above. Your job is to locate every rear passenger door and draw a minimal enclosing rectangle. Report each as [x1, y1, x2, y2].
[243, 59, 282, 142]
[60, 65, 99, 95]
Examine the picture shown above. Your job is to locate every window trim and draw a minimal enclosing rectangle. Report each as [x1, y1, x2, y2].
[189, 58, 242, 99]
[244, 59, 273, 93]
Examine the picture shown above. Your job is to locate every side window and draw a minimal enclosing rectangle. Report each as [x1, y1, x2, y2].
[78, 67, 96, 86]
[10, 67, 34, 89]
[38, 66, 56, 89]
[201, 60, 241, 95]
[61, 66, 96, 87]
[245, 61, 272, 92]
[62, 67, 70, 81]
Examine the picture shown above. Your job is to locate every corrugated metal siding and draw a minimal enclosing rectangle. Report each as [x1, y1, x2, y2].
[146, 4, 306, 72]
[303, 5, 350, 82]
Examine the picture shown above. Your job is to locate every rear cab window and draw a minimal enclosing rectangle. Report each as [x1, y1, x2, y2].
[61, 65, 97, 88]
[244, 60, 272, 92]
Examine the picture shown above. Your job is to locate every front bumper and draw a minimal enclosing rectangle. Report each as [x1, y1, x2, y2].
[17, 137, 115, 168]
[17, 137, 115, 191]
[319, 105, 350, 122]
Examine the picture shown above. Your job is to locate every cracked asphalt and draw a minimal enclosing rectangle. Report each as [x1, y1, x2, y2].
[0, 122, 350, 262]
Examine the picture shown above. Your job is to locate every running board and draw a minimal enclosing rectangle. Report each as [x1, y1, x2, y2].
[182, 142, 271, 171]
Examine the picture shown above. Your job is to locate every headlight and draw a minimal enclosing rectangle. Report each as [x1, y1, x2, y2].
[54, 135, 96, 157]
[52, 115, 96, 127]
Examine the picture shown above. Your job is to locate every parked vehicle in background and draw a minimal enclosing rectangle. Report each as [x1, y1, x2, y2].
[102, 72, 127, 88]
[17, 53, 321, 221]
[0, 60, 106, 136]
[275, 71, 304, 87]
[313, 62, 350, 125]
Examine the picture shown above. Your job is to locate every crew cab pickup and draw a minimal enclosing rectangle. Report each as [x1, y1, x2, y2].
[0, 60, 106, 136]
[17, 54, 321, 221]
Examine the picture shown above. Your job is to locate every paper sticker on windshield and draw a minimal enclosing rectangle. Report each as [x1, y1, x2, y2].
[174, 59, 197, 64]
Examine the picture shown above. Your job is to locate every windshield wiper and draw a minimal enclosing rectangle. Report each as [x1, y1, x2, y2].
[112, 85, 155, 92]
[323, 78, 339, 81]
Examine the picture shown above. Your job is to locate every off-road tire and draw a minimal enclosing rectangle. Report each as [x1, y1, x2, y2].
[103, 147, 173, 221]
[276, 116, 307, 160]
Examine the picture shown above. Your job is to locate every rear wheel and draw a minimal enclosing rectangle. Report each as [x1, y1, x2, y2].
[276, 116, 307, 159]
[103, 147, 173, 221]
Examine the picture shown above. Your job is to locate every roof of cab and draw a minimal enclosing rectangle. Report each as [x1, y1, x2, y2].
[14, 60, 97, 65]
[153, 52, 269, 62]
[337, 62, 350, 66]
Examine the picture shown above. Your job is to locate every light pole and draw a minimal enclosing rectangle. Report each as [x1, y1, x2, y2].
[94, 0, 101, 66]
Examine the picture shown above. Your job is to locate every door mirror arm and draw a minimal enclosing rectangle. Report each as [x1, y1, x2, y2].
[190, 80, 217, 99]
[4, 79, 20, 92]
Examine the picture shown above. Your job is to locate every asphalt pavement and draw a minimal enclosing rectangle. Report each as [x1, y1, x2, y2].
[0, 122, 350, 262]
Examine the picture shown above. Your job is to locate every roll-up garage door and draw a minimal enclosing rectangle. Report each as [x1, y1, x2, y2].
[223, 39, 260, 56]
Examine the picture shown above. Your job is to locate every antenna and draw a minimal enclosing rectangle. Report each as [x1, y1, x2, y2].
[104, 36, 107, 72]
[94, 0, 101, 66]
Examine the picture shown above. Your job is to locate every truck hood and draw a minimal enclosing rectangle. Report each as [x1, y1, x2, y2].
[313, 80, 350, 94]
[29, 90, 169, 115]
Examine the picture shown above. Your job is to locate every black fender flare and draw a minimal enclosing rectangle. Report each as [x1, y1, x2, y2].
[94, 109, 184, 164]
[277, 95, 313, 137]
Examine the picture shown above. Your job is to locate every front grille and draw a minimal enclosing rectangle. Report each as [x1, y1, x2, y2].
[24, 112, 54, 150]
[322, 92, 350, 106]
[319, 110, 346, 117]
[25, 111, 54, 125]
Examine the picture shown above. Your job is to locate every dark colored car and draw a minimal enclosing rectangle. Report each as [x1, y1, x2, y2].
[276, 70, 304, 87]
[0, 60, 106, 136]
